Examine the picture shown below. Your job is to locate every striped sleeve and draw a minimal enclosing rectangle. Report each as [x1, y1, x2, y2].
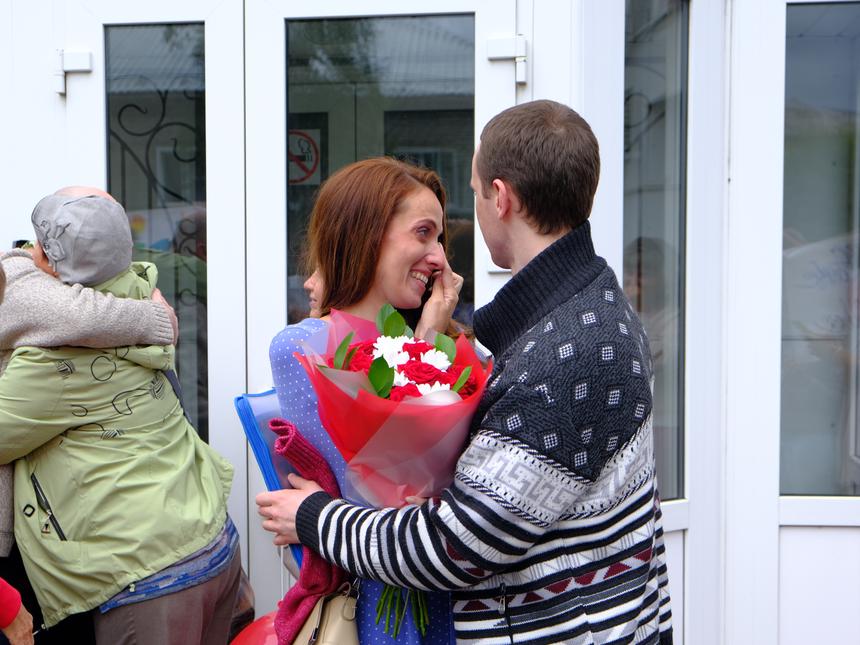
[295, 425, 585, 591]
[654, 503, 674, 640]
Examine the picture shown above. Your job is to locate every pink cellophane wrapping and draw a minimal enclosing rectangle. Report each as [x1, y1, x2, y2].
[296, 310, 492, 508]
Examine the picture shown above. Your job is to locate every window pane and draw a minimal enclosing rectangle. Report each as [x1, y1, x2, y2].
[286, 16, 475, 324]
[623, 0, 688, 500]
[782, 3, 860, 495]
[106, 24, 208, 440]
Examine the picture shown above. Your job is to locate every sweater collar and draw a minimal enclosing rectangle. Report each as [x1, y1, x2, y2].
[473, 220, 606, 357]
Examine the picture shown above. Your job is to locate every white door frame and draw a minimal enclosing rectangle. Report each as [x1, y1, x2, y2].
[245, 0, 517, 610]
[727, 0, 860, 641]
[683, 1, 729, 643]
[55, 0, 249, 561]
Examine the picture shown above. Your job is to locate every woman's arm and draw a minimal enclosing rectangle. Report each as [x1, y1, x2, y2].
[0, 577, 33, 645]
[0, 252, 175, 349]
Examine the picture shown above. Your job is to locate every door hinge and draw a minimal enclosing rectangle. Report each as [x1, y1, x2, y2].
[55, 49, 93, 95]
[487, 35, 527, 85]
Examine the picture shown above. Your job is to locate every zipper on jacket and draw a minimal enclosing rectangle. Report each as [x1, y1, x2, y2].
[498, 582, 514, 644]
[31, 474, 67, 541]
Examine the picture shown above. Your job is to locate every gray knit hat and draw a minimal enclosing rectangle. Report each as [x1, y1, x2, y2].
[31, 194, 133, 286]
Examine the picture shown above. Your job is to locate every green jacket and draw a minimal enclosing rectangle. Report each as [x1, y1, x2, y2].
[0, 263, 233, 627]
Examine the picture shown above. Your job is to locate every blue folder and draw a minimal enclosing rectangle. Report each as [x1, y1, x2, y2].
[234, 388, 303, 567]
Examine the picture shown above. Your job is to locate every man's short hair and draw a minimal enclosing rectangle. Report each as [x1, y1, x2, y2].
[477, 100, 600, 234]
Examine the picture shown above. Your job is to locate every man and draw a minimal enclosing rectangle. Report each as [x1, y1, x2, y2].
[258, 100, 673, 644]
[0, 189, 237, 644]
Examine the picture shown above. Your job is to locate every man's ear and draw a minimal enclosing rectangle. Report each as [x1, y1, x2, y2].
[493, 178, 522, 221]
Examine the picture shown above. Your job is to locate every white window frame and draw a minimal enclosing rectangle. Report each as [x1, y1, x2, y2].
[727, 0, 860, 642]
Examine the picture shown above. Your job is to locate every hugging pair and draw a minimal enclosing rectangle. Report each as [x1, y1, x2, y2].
[259, 100, 674, 644]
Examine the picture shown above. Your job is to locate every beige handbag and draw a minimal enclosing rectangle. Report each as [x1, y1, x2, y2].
[293, 583, 359, 645]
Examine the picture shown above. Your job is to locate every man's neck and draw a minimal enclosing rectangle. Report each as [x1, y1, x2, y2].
[508, 220, 571, 276]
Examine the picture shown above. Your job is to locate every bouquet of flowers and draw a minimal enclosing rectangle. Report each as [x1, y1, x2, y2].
[294, 305, 492, 638]
[296, 305, 491, 508]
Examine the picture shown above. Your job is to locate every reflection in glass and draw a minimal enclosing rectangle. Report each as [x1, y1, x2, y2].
[106, 24, 208, 440]
[623, 0, 688, 500]
[286, 16, 475, 324]
[782, 3, 860, 495]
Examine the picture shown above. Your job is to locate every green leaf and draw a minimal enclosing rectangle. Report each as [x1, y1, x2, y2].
[368, 357, 394, 398]
[405, 325, 414, 339]
[375, 304, 397, 333]
[451, 365, 472, 393]
[434, 333, 456, 363]
[343, 345, 360, 370]
[383, 310, 407, 338]
[333, 331, 355, 369]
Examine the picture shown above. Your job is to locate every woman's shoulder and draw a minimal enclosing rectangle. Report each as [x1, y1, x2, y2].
[270, 318, 327, 355]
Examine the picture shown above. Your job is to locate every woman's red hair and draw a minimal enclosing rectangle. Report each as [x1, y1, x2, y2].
[307, 157, 448, 316]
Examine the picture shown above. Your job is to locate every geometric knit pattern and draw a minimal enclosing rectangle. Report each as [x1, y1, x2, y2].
[472, 267, 653, 484]
[297, 225, 673, 644]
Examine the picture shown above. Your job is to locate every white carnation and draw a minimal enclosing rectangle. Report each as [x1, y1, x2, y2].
[373, 335, 411, 368]
[420, 349, 451, 371]
[416, 381, 451, 396]
[393, 370, 411, 387]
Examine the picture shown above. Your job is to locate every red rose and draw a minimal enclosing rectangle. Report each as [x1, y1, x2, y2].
[447, 364, 478, 398]
[343, 340, 375, 372]
[389, 383, 421, 402]
[404, 340, 434, 361]
[399, 360, 443, 385]
[346, 350, 373, 372]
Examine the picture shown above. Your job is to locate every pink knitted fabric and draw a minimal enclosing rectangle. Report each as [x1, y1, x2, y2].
[269, 418, 346, 645]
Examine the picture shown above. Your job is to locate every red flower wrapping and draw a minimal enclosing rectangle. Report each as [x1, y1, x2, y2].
[295, 310, 492, 507]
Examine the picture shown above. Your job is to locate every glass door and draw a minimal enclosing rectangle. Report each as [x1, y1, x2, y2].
[57, 0, 248, 556]
[245, 0, 517, 610]
[729, 0, 860, 642]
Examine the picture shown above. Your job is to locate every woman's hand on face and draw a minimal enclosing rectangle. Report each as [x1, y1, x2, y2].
[255, 474, 324, 545]
[415, 247, 464, 339]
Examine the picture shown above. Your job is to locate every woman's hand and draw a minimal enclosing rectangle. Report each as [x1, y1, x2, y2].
[415, 248, 464, 339]
[255, 474, 324, 545]
[1, 603, 34, 645]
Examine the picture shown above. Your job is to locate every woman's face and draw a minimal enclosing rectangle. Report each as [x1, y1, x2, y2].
[304, 270, 324, 318]
[370, 186, 446, 310]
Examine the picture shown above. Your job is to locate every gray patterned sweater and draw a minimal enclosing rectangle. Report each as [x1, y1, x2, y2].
[0, 249, 174, 557]
[297, 222, 673, 644]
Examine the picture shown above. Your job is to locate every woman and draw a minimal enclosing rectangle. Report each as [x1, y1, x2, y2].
[267, 157, 461, 644]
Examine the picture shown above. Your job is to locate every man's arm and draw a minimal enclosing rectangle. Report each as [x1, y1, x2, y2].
[298, 432, 581, 590]
[0, 348, 66, 464]
[0, 254, 175, 349]
[259, 384, 585, 592]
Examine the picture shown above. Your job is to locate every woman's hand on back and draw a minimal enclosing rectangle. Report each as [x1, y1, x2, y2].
[415, 248, 463, 339]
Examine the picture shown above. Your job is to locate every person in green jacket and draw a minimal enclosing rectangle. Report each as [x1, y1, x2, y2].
[0, 188, 238, 645]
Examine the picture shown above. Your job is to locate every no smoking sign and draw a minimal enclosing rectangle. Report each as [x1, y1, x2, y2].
[288, 129, 321, 185]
